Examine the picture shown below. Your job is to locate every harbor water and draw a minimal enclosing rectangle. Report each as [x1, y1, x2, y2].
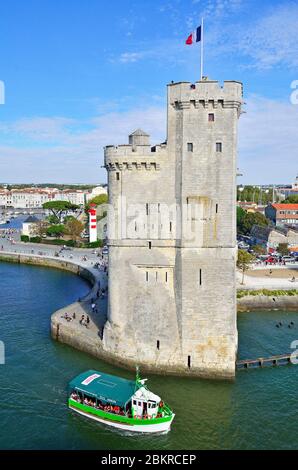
[0, 261, 297, 450]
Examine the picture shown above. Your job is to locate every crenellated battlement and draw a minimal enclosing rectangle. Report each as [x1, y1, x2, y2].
[105, 158, 161, 172]
[168, 79, 243, 111]
[104, 143, 167, 157]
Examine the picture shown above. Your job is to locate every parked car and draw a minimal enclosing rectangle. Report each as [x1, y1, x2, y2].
[282, 256, 296, 263]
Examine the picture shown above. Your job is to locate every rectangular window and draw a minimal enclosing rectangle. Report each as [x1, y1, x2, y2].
[199, 269, 202, 286]
[156, 272, 158, 281]
[157, 340, 160, 350]
[149, 241, 152, 250]
[146, 203, 149, 216]
[165, 272, 168, 283]
[116, 172, 120, 180]
[188, 356, 191, 368]
[170, 221, 172, 232]
[216, 142, 222, 152]
[216, 204, 218, 214]
[146, 272, 149, 282]
[208, 113, 215, 122]
[187, 143, 193, 152]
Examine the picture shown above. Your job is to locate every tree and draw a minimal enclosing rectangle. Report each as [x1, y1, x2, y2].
[238, 211, 269, 235]
[278, 243, 289, 256]
[65, 218, 84, 244]
[46, 224, 65, 238]
[237, 249, 255, 285]
[47, 214, 60, 225]
[237, 206, 245, 227]
[85, 194, 108, 212]
[282, 195, 298, 204]
[43, 201, 79, 222]
[32, 220, 49, 238]
[252, 244, 266, 255]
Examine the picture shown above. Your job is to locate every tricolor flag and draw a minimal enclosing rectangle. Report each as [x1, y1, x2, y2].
[185, 26, 202, 45]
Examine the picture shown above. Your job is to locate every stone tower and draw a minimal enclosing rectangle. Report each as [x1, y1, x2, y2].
[104, 79, 243, 379]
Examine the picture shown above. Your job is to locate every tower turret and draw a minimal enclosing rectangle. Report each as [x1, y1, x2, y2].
[129, 129, 150, 147]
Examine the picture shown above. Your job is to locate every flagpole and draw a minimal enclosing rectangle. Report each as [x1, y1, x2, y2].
[200, 18, 204, 80]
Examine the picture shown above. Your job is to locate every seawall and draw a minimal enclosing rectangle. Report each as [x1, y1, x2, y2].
[238, 294, 298, 312]
[0, 251, 96, 287]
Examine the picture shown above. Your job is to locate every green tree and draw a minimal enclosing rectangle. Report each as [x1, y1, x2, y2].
[46, 224, 65, 238]
[85, 194, 108, 212]
[282, 195, 298, 204]
[65, 218, 84, 244]
[47, 214, 60, 225]
[237, 249, 255, 285]
[237, 206, 245, 227]
[278, 243, 289, 256]
[238, 211, 269, 235]
[43, 201, 79, 222]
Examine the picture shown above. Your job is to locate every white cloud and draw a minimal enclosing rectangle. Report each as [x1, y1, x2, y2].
[0, 107, 166, 183]
[239, 94, 298, 183]
[238, 3, 298, 69]
[1, 92, 297, 185]
[119, 52, 145, 63]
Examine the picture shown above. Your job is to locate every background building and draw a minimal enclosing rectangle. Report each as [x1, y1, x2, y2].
[265, 203, 298, 227]
[0, 185, 107, 209]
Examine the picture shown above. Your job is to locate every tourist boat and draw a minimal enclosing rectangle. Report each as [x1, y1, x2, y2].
[68, 369, 175, 433]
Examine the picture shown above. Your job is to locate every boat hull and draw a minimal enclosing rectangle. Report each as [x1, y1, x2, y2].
[69, 401, 174, 434]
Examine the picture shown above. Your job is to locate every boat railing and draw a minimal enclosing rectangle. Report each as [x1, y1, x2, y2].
[162, 403, 173, 417]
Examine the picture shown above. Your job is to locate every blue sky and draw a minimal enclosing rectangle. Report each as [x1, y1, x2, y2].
[0, 0, 297, 184]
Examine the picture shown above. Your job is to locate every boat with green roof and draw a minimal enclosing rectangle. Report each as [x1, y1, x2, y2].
[68, 369, 175, 433]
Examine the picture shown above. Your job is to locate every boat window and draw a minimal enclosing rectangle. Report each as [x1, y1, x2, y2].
[133, 400, 137, 405]
[138, 401, 142, 406]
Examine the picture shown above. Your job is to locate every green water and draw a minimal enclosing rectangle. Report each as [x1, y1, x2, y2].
[0, 261, 297, 450]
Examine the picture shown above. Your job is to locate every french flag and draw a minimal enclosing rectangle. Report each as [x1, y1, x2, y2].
[185, 26, 202, 45]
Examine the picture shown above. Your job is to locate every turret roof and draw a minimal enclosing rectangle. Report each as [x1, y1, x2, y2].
[129, 129, 149, 137]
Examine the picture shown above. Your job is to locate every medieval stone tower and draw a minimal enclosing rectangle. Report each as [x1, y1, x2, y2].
[104, 79, 243, 379]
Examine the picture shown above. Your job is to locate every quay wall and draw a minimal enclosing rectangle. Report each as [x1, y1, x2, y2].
[238, 294, 298, 312]
[0, 251, 98, 296]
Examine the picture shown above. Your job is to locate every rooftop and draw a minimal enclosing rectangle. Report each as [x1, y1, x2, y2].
[272, 204, 298, 210]
[129, 129, 149, 137]
[69, 370, 136, 407]
[23, 216, 39, 223]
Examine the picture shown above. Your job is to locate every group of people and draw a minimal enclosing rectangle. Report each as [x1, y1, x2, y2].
[61, 312, 76, 322]
[79, 314, 90, 327]
[70, 392, 125, 416]
[61, 311, 91, 328]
